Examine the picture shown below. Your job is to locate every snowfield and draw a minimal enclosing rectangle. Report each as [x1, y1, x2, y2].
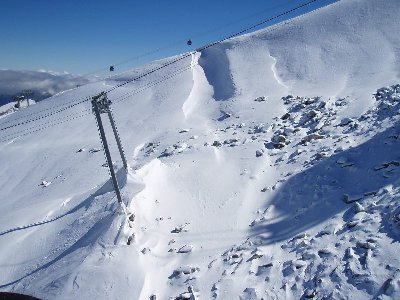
[1, 0, 400, 299]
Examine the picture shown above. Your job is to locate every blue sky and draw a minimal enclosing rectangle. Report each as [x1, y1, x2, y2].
[1, 0, 336, 76]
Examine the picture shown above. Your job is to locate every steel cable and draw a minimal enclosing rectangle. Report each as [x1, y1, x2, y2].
[0, 0, 319, 135]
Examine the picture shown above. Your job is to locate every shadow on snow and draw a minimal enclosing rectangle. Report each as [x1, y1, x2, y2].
[0, 168, 127, 289]
[250, 122, 400, 244]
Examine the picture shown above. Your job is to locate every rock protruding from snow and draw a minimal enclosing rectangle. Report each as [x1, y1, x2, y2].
[177, 245, 193, 254]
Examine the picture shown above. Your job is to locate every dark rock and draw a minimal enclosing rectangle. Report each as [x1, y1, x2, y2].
[212, 141, 222, 147]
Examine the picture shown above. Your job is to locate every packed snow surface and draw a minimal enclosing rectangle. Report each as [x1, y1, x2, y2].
[1, 0, 400, 299]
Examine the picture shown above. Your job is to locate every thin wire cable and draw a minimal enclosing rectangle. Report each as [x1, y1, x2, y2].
[81, 0, 302, 78]
[0, 71, 191, 143]
[0, 63, 195, 142]
[197, 0, 319, 52]
[183, 0, 303, 46]
[106, 0, 319, 93]
[0, 0, 319, 133]
[0, 65, 194, 143]
[0, 94, 92, 127]
[0, 111, 92, 143]
[113, 64, 195, 104]
[0, 108, 92, 141]
[0, 97, 91, 131]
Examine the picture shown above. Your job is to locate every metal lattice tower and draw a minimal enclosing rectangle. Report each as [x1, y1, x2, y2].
[91, 92, 127, 205]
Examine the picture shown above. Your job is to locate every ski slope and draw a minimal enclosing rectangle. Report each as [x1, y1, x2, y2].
[1, 0, 400, 299]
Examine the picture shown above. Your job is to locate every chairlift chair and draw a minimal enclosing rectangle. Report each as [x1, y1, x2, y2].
[110, 65, 114, 72]
[187, 39, 192, 46]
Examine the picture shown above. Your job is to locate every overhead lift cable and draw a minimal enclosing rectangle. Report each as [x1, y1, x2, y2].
[0, 0, 319, 134]
[81, 0, 303, 78]
[106, 0, 319, 94]
[0, 110, 92, 144]
[0, 65, 195, 142]
[0, 94, 93, 127]
[112, 64, 195, 104]
[197, 0, 319, 52]
[0, 97, 90, 131]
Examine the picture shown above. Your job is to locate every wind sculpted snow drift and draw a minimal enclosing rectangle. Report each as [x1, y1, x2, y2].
[0, 0, 400, 299]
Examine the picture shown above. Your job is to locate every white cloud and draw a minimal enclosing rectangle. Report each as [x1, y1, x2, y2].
[0, 69, 95, 104]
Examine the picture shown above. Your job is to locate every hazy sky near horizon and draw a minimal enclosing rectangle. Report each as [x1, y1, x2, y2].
[2, 0, 336, 76]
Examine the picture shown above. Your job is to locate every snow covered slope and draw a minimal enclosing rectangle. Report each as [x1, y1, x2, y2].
[1, 0, 400, 299]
